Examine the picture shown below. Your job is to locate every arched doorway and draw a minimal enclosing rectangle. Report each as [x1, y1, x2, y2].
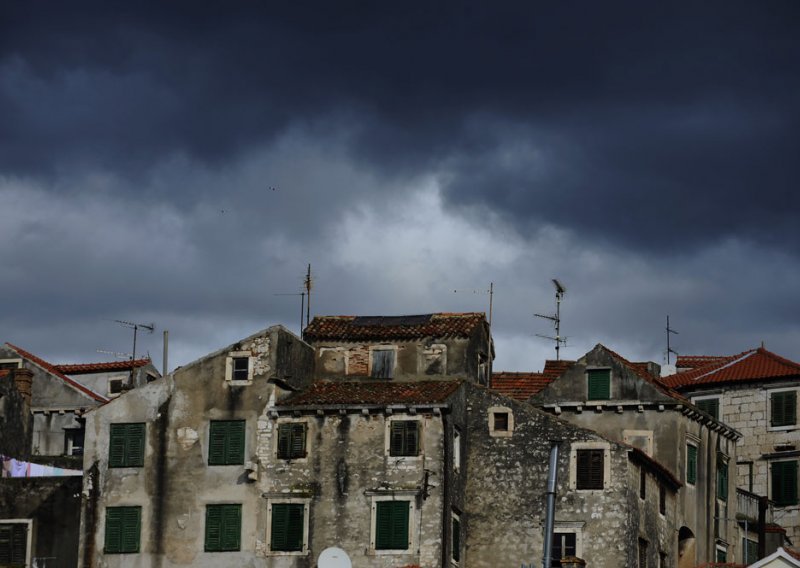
[678, 526, 696, 568]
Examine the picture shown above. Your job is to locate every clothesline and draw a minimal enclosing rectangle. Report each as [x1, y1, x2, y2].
[0, 455, 82, 478]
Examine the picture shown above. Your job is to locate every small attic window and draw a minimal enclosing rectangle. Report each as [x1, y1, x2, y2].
[488, 406, 514, 438]
[108, 377, 125, 397]
[225, 352, 253, 383]
[232, 357, 249, 381]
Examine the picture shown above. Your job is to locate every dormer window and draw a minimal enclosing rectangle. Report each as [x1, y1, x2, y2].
[587, 369, 611, 400]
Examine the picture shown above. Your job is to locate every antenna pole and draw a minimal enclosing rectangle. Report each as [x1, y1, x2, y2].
[300, 292, 305, 336]
[555, 288, 562, 361]
[304, 264, 312, 328]
[488, 282, 494, 327]
[666, 316, 679, 365]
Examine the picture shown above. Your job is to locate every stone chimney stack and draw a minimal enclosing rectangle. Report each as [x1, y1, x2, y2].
[561, 557, 586, 568]
[12, 367, 33, 405]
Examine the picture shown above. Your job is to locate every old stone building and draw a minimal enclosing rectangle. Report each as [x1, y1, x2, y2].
[662, 348, 800, 550]
[524, 344, 742, 567]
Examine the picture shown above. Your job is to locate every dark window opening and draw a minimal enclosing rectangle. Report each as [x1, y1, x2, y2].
[576, 449, 604, 490]
[390, 421, 419, 457]
[232, 357, 249, 381]
[772, 460, 799, 506]
[0, 523, 28, 565]
[277, 423, 307, 460]
[659, 485, 666, 515]
[551, 532, 576, 566]
[270, 503, 304, 552]
[451, 515, 461, 563]
[65, 428, 85, 456]
[638, 538, 648, 568]
[716, 458, 728, 501]
[639, 467, 646, 499]
[493, 412, 509, 431]
[375, 501, 409, 550]
[686, 444, 697, 485]
[108, 379, 124, 395]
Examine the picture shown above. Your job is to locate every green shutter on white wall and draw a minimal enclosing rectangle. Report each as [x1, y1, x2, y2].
[687, 445, 697, 484]
[771, 391, 797, 427]
[205, 505, 241, 552]
[375, 501, 409, 550]
[208, 421, 245, 465]
[587, 369, 610, 400]
[109, 424, 145, 468]
[271, 504, 304, 552]
[105, 507, 140, 554]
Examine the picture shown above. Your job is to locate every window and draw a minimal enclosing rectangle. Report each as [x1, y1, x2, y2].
[0, 359, 22, 370]
[686, 444, 697, 485]
[587, 369, 610, 400]
[371, 349, 395, 379]
[208, 420, 245, 466]
[389, 421, 419, 457]
[451, 513, 461, 564]
[104, 506, 141, 554]
[693, 396, 720, 420]
[374, 501, 410, 550]
[205, 504, 241, 552]
[453, 428, 461, 471]
[477, 353, 489, 385]
[225, 352, 252, 382]
[488, 406, 514, 437]
[770, 390, 797, 428]
[270, 504, 305, 552]
[639, 467, 646, 499]
[576, 449, 604, 490]
[65, 428, 85, 456]
[0, 522, 28, 566]
[108, 378, 125, 397]
[277, 423, 306, 460]
[659, 485, 666, 515]
[717, 457, 728, 501]
[109, 423, 145, 468]
[638, 538, 647, 568]
[551, 533, 576, 566]
[715, 546, 727, 563]
[743, 538, 758, 564]
[771, 460, 798, 506]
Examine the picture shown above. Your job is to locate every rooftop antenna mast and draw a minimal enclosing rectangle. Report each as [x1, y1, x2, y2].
[452, 282, 494, 326]
[115, 320, 155, 382]
[666, 315, 679, 365]
[535, 279, 567, 361]
[96, 349, 133, 360]
[304, 264, 313, 329]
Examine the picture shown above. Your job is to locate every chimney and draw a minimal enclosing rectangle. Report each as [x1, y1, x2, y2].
[561, 557, 586, 568]
[11, 368, 33, 405]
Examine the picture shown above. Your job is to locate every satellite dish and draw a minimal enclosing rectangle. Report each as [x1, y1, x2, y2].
[318, 547, 352, 568]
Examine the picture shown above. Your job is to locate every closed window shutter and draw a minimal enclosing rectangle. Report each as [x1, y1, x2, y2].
[205, 506, 222, 551]
[126, 424, 145, 467]
[687, 445, 697, 484]
[109, 425, 127, 467]
[452, 517, 460, 562]
[121, 508, 141, 553]
[371, 350, 394, 379]
[271, 504, 288, 551]
[286, 504, 304, 551]
[391, 502, 409, 549]
[0, 525, 11, 564]
[226, 421, 245, 465]
[576, 449, 604, 489]
[209, 422, 227, 465]
[772, 391, 797, 427]
[717, 459, 728, 500]
[221, 505, 241, 551]
[390, 421, 418, 457]
[271, 504, 303, 552]
[587, 370, 610, 400]
[773, 461, 799, 506]
[105, 508, 122, 553]
[290, 424, 306, 458]
[375, 502, 394, 549]
[375, 502, 409, 550]
[405, 422, 418, 456]
[0, 524, 27, 565]
[390, 422, 405, 455]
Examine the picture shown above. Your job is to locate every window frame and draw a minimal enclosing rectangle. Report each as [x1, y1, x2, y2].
[451, 511, 461, 565]
[488, 406, 514, 438]
[0, 519, 32, 567]
[686, 442, 698, 486]
[104, 506, 141, 554]
[266, 498, 310, 556]
[204, 503, 242, 552]
[716, 454, 729, 501]
[768, 387, 798, 431]
[692, 394, 721, 420]
[369, 496, 415, 554]
[638, 538, 648, 568]
[65, 427, 85, 457]
[276, 421, 307, 461]
[550, 522, 584, 566]
[586, 368, 611, 401]
[109, 423, 145, 468]
[386, 418, 421, 458]
[570, 442, 610, 491]
[369, 346, 397, 379]
[107, 376, 126, 397]
[639, 466, 646, 500]
[225, 351, 253, 383]
[771, 459, 799, 507]
[208, 420, 246, 466]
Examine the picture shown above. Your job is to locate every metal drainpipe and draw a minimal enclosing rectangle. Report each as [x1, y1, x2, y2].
[542, 441, 561, 568]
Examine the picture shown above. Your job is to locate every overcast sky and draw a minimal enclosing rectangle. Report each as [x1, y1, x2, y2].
[2, 1, 799, 373]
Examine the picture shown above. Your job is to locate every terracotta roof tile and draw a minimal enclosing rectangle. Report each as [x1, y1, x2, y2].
[675, 355, 732, 370]
[303, 313, 486, 342]
[5, 343, 108, 403]
[598, 344, 688, 402]
[278, 380, 462, 406]
[491, 361, 575, 401]
[54, 358, 151, 375]
[662, 348, 800, 388]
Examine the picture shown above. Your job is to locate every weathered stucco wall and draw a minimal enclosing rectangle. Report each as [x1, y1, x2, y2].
[0, 370, 32, 459]
[79, 326, 314, 568]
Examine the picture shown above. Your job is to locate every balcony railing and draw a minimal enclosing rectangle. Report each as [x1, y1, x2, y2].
[736, 487, 773, 527]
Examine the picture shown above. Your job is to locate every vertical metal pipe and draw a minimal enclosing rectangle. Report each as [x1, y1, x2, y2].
[542, 441, 561, 568]
[162, 330, 169, 377]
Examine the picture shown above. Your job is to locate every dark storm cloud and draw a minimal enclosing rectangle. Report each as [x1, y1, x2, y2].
[1, 1, 799, 253]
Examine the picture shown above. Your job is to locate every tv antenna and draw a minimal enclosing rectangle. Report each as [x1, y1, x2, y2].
[535, 279, 567, 360]
[96, 349, 133, 360]
[304, 264, 313, 330]
[453, 282, 494, 326]
[115, 320, 155, 382]
[665, 316, 679, 365]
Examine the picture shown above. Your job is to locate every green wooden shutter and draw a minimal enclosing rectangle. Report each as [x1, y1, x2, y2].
[286, 504, 304, 551]
[773, 461, 799, 506]
[717, 459, 728, 501]
[221, 505, 241, 551]
[290, 424, 306, 458]
[587, 370, 610, 400]
[375, 502, 409, 550]
[696, 398, 719, 420]
[277, 424, 291, 459]
[687, 445, 697, 484]
[121, 507, 141, 553]
[772, 391, 797, 427]
[126, 424, 145, 467]
[109, 425, 127, 467]
[0, 524, 27, 565]
[452, 517, 460, 562]
[105, 508, 122, 553]
[205, 506, 222, 551]
[390, 422, 405, 456]
[405, 422, 418, 456]
[209, 422, 227, 465]
[226, 421, 245, 465]
[271, 504, 288, 551]
[271, 504, 303, 552]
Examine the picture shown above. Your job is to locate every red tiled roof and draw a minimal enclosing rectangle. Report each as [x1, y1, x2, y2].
[278, 380, 462, 406]
[55, 358, 151, 375]
[661, 348, 800, 389]
[491, 360, 575, 401]
[303, 313, 486, 342]
[675, 355, 732, 370]
[598, 344, 688, 402]
[5, 343, 108, 403]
